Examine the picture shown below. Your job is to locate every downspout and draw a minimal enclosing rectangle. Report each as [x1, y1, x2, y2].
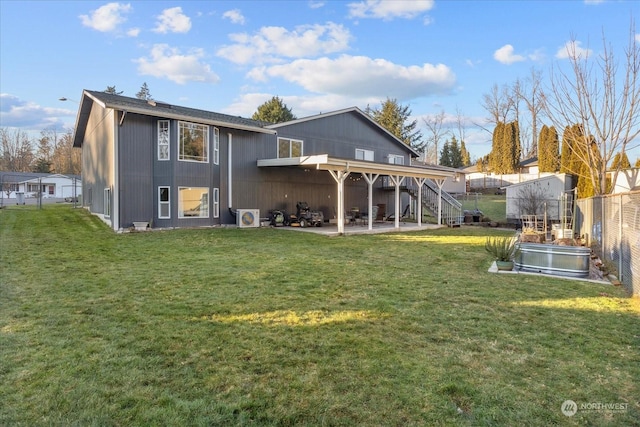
[227, 133, 236, 219]
[113, 110, 120, 231]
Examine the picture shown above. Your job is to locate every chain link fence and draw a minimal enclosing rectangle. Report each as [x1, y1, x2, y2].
[575, 191, 640, 296]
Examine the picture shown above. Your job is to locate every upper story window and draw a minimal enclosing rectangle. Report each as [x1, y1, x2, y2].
[179, 121, 209, 163]
[278, 137, 303, 158]
[355, 148, 374, 161]
[388, 154, 404, 165]
[158, 120, 170, 160]
[213, 127, 220, 165]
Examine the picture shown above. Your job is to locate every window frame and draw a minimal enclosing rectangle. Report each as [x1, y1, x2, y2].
[158, 186, 170, 219]
[178, 186, 209, 219]
[158, 120, 170, 161]
[104, 187, 111, 218]
[213, 127, 220, 165]
[277, 137, 303, 158]
[178, 121, 209, 163]
[213, 187, 219, 218]
[388, 154, 404, 165]
[355, 148, 374, 162]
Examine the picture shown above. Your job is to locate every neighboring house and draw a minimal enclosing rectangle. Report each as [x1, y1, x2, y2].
[0, 171, 81, 201]
[72, 90, 459, 233]
[466, 157, 552, 190]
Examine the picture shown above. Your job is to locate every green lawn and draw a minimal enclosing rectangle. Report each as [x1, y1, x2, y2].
[460, 193, 507, 224]
[1, 205, 638, 426]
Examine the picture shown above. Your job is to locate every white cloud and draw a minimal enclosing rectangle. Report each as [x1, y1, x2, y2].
[135, 44, 219, 85]
[127, 27, 140, 37]
[348, 0, 434, 20]
[309, 1, 325, 10]
[222, 9, 245, 25]
[0, 94, 70, 130]
[555, 40, 593, 59]
[223, 92, 361, 118]
[216, 22, 351, 65]
[493, 44, 525, 64]
[79, 2, 132, 33]
[153, 7, 191, 34]
[251, 55, 456, 100]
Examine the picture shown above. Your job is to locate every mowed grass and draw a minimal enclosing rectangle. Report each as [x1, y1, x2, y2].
[1, 205, 638, 426]
[461, 193, 507, 223]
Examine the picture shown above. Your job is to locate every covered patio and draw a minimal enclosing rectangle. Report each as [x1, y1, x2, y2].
[271, 219, 445, 237]
[258, 154, 460, 235]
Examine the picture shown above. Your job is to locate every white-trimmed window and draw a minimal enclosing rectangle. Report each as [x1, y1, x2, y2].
[104, 188, 111, 218]
[388, 154, 404, 165]
[213, 187, 219, 218]
[158, 120, 170, 160]
[179, 121, 209, 163]
[355, 148, 374, 161]
[158, 186, 170, 219]
[213, 127, 220, 165]
[277, 137, 303, 158]
[178, 187, 209, 218]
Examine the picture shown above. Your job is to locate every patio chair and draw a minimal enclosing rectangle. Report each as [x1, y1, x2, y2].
[375, 204, 386, 222]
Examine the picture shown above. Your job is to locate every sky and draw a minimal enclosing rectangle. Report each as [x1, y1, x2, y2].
[1, 0, 639, 162]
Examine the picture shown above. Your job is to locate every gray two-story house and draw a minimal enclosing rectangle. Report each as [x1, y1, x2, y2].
[72, 90, 459, 233]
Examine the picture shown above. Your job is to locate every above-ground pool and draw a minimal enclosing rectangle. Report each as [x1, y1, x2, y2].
[514, 242, 591, 278]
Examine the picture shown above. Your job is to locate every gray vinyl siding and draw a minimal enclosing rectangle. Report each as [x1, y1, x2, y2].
[118, 113, 154, 229]
[274, 110, 412, 163]
[80, 102, 115, 226]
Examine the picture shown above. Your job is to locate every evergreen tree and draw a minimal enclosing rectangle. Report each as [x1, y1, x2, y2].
[105, 86, 123, 95]
[251, 96, 296, 123]
[460, 140, 471, 167]
[439, 141, 451, 167]
[136, 82, 152, 100]
[610, 152, 631, 169]
[489, 122, 505, 173]
[32, 158, 52, 173]
[367, 98, 422, 148]
[503, 120, 521, 173]
[538, 125, 560, 172]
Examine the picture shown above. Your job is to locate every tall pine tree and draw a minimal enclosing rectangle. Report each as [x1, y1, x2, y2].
[252, 96, 296, 123]
[367, 98, 422, 148]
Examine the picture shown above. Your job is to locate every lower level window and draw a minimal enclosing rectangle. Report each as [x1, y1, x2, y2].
[159, 186, 170, 219]
[104, 188, 111, 218]
[178, 187, 209, 218]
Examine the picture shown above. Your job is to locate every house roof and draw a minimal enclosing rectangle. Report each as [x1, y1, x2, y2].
[73, 90, 276, 147]
[266, 107, 421, 157]
[519, 156, 538, 167]
[0, 171, 80, 184]
[258, 155, 459, 180]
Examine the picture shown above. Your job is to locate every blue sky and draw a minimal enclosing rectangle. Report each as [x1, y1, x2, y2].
[1, 0, 639, 161]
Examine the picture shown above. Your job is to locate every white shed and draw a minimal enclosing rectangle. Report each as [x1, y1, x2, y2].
[505, 173, 575, 224]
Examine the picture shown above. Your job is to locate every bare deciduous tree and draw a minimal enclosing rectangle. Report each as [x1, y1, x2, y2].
[480, 83, 515, 132]
[515, 68, 545, 158]
[422, 110, 448, 165]
[0, 128, 34, 172]
[545, 25, 640, 195]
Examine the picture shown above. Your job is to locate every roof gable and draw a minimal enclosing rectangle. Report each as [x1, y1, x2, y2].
[267, 107, 420, 157]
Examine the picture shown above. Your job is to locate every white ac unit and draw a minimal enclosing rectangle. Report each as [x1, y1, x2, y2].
[237, 209, 260, 228]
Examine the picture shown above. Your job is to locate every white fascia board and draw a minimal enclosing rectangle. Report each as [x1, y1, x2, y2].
[258, 155, 457, 179]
